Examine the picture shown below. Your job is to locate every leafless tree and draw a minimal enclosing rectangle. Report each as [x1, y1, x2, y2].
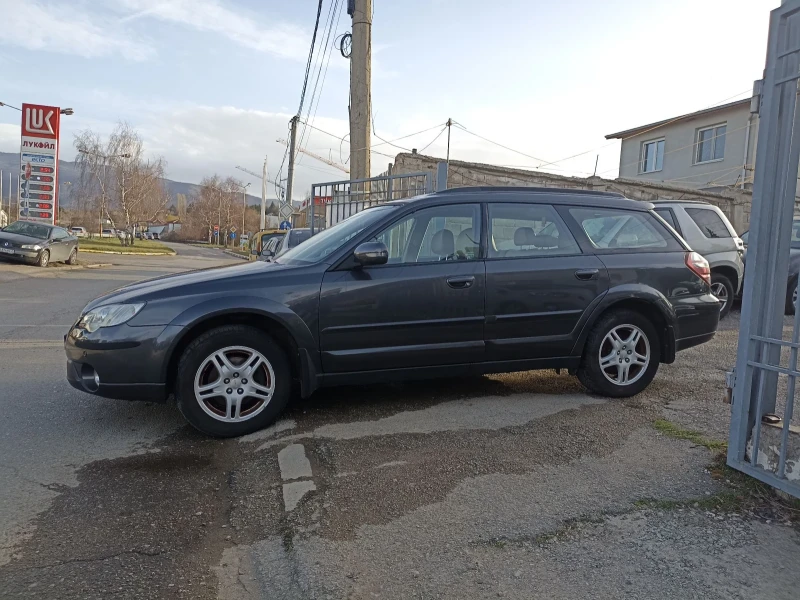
[74, 122, 168, 242]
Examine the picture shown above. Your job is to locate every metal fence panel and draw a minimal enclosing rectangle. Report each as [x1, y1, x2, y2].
[728, 1, 800, 498]
[307, 172, 433, 234]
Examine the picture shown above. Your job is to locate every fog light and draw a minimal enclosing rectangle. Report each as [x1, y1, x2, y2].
[80, 364, 100, 392]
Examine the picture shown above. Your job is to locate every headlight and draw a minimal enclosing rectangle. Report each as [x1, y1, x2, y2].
[79, 303, 145, 333]
[21, 244, 42, 250]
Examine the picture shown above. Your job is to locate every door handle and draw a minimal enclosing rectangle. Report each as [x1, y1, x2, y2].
[574, 268, 599, 281]
[447, 275, 475, 289]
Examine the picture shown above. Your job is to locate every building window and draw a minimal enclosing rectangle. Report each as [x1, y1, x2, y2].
[696, 124, 726, 163]
[640, 139, 664, 173]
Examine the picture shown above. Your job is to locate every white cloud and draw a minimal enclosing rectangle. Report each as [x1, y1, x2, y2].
[0, 0, 154, 61]
[117, 0, 311, 61]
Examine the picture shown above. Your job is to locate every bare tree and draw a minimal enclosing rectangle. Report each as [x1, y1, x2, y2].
[74, 122, 169, 242]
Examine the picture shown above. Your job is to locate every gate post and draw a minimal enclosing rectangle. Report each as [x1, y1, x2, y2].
[436, 161, 448, 192]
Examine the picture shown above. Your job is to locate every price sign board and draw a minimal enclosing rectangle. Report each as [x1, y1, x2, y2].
[18, 104, 61, 225]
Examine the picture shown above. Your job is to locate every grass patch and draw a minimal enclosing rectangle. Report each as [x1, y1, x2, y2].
[652, 419, 727, 451]
[78, 238, 174, 254]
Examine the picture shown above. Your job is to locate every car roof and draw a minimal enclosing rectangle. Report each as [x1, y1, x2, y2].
[650, 199, 712, 206]
[382, 186, 653, 211]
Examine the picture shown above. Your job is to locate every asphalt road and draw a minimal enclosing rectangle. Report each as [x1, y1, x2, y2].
[0, 247, 798, 599]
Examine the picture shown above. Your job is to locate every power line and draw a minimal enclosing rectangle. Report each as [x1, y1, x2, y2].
[297, 118, 447, 157]
[298, 0, 342, 162]
[452, 122, 549, 165]
[297, 0, 325, 117]
[419, 126, 448, 154]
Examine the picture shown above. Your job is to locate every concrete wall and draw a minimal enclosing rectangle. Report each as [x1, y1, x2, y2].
[392, 153, 754, 233]
[617, 103, 757, 190]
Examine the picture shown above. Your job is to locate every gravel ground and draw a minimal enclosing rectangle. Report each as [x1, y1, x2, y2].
[1, 287, 799, 599]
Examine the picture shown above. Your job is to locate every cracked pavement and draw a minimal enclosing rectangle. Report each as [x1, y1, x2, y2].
[1, 251, 799, 599]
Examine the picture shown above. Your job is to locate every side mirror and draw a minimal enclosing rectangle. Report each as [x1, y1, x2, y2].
[354, 241, 388, 266]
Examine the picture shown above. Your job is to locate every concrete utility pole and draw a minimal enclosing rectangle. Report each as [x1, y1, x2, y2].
[286, 115, 299, 205]
[348, 0, 372, 181]
[261, 156, 268, 230]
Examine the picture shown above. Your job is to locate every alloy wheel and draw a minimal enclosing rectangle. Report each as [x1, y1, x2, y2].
[193, 346, 275, 423]
[711, 282, 729, 314]
[598, 324, 650, 386]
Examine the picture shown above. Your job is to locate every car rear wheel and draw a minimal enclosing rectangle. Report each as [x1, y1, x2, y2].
[66, 248, 78, 265]
[710, 273, 734, 319]
[577, 309, 660, 398]
[37, 249, 49, 268]
[175, 325, 291, 437]
[786, 276, 798, 316]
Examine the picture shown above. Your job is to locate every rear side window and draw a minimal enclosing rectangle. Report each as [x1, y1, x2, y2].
[685, 207, 732, 239]
[489, 203, 580, 258]
[569, 207, 683, 251]
[653, 208, 680, 233]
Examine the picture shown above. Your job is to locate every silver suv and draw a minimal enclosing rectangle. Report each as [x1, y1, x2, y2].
[651, 200, 744, 318]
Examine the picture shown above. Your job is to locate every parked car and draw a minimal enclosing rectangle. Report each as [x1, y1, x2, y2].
[65, 187, 720, 437]
[70, 226, 88, 238]
[151, 232, 160, 240]
[0, 221, 78, 267]
[101, 229, 117, 238]
[740, 217, 800, 314]
[144, 232, 154, 240]
[260, 228, 312, 261]
[650, 200, 744, 318]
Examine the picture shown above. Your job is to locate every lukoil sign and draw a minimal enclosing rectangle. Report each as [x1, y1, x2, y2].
[18, 103, 61, 225]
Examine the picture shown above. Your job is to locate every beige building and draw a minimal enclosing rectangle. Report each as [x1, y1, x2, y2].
[605, 98, 758, 193]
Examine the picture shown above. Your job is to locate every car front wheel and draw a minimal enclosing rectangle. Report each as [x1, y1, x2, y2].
[37, 249, 50, 268]
[577, 309, 660, 397]
[175, 325, 291, 437]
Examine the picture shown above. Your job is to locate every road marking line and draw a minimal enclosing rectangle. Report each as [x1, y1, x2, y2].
[277, 444, 313, 481]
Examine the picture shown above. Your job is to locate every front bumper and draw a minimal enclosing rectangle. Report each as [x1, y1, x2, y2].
[0, 248, 39, 261]
[65, 322, 174, 403]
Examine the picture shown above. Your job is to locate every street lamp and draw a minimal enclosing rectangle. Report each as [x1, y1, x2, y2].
[0, 103, 74, 116]
[78, 150, 131, 236]
[231, 181, 251, 245]
[0, 102, 21, 111]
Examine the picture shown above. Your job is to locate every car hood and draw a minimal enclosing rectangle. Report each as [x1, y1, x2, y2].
[0, 232, 47, 245]
[84, 260, 295, 312]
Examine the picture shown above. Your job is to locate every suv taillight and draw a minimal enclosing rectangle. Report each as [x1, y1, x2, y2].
[685, 251, 711, 286]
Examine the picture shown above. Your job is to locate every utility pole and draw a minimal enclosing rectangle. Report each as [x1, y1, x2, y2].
[286, 115, 299, 205]
[446, 118, 453, 167]
[261, 156, 268, 230]
[349, 0, 372, 181]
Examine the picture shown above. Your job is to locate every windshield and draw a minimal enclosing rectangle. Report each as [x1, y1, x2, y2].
[3, 221, 52, 239]
[276, 206, 397, 265]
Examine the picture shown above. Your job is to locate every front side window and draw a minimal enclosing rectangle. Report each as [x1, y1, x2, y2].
[277, 205, 397, 265]
[488, 203, 580, 258]
[641, 138, 665, 173]
[685, 207, 732, 238]
[569, 207, 682, 250]
[371, 204, 481, 264]
[696, 124, 726, 163]
[53, 228, 69, 240]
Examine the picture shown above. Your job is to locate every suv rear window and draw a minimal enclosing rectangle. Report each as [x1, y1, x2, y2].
[685, 207, 731, 238]
[569, 208, 683, 251]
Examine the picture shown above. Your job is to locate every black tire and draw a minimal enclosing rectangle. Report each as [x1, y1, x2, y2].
[786, 275, 798, 316]
[710, 273, 734, 319]
[37, 249, 50, 268]
[66, 248, 78, 265]
[577, 309, 661, 398]
[175, 325, 292, 437]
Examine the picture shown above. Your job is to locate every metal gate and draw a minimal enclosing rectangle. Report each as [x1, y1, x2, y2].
[728, 1, 800, 498]
[306, 171, 434, 234]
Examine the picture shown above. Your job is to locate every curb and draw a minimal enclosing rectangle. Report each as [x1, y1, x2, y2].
[78, 249, 175, 256]
[223, 250, 250, 261]
[52, 263, 113, 271]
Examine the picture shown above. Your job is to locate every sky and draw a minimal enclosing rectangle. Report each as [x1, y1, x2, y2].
[0, 0, 779, 201]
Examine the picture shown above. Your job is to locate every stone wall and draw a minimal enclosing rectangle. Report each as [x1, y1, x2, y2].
[391, 153, 754, 233]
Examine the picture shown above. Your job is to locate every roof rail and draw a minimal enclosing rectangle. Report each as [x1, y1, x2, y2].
[434, 186, 624, 198]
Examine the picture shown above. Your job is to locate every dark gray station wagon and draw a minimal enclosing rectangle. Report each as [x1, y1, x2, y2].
[65, 188, 720, 437]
